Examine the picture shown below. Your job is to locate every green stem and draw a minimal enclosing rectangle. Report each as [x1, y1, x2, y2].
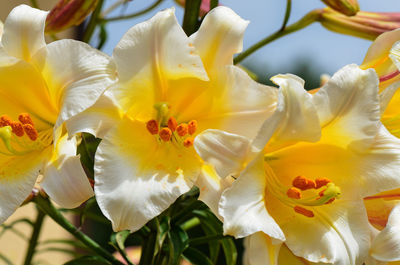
[102, 0, 164, 22]
[210, 0, 218, 10]
[83, 0, 104, 43]
[182, 0, 202, 36]
[180, 217, 200, 231]
[280, 0, 292, 31]
[23, 208, 45, 265]
[234, 9, 322, 64]
[138, 219, 159, 265]
[33, 195, 124, 265]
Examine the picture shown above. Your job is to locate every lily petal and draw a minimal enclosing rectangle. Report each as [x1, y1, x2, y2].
[41, 133, 94, 208]
[0, 20, 3, 38]
[65, 91, 122, 139]
[313, 64, 380, 151]
[95, 117, 200, 232]
[111, 8, 208, 117]
[282, 200, 370, 265]
[1, 5, 48, 61]
[244, 232, 282, 265]
[253, 74, 320, 150]
[194, 129, 257, 179]
[196, 164, 234, 220]
[0, 148, 51, 223]
[190, 6, 249, 75]
[371, 204, 400, 262]
[32, 39, 117, 129]
[219, 156, 285, 241]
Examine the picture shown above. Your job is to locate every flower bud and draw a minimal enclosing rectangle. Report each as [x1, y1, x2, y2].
[321, 0, 359, 16]
[318, 7, 400, 41]
[45, 0, 99, 33]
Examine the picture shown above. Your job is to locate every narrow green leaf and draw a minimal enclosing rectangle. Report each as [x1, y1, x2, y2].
[111, 230, 131, 250]
[182, 247, 213, 265]
[168, 226, 189, 265]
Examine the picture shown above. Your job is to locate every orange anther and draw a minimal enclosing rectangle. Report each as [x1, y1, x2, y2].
[292, 176, 316, 190]
[325, 198, 336, 204]
[176, 123, 188, 137]
[10, 122, 24, 137]
[159, 128, 172, 142]
[23, 124, 38, 141]
[315, 178, 332, 189]
[183, 137, 194, 148]
[294, 206, 314, 218]
[286, 187, 301, 199]
[146, 120, 159, 135]
[0, 115, 12, 127]
[188, 120, 197, 135]
[18, 113, 34, 126]
[167, 117, 177, 132]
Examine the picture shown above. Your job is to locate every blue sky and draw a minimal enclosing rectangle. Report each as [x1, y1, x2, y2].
[101, 0, 399, 79]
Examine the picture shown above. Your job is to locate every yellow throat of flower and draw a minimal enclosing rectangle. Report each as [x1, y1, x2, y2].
[264, 159, 341, 218]
[0, 113, 52, 156]
[145, 102, 198, 148]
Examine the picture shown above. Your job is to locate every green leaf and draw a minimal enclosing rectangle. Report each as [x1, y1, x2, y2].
[182, 247, 213, 265]
[80, 197, 97, 226]
[168, 226, 189, 265]
[110, 230, 131, 251]
[63, 256, 111, 265]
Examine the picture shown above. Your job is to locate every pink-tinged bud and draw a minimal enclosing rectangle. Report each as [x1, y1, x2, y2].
[318, 8, 400, 41]
[321, 0, 359, 16]
[45, 0, 99, 33]
[175, 0, 218, 17]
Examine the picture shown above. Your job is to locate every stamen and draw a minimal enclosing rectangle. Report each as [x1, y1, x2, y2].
[292, 176, 316, 190]
[183, 137, 194, 148]
[10, 122, 24, 137]
[188, 120, 197, 135]
[146, 120, 159, 135]
[315, 178, 332, 189]
[177, 123, 188, 137]
[294, 206, 314, 218]
[23, 124, 38, 141]
[18, 113, 34, 126]
[159, 128, 172, 142]
[167, 117, 177, 132]
[0, 115, 12, 127]
[287, 187, 301, 199]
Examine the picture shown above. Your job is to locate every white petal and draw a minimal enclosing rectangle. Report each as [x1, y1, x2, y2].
[94, 117, 199, 232]
[219, 156, 285, 241]
[190, 6, 249, 73]
[363, 29, 400, 68]
[194, 129, 257, 179]
[0, 20, 3, 38]
[371, 205, 400, 262]
[196, 165, 234, 220]
[313, 64, 380, 151]
[0, 148, 51, 223]
[390, 41, 400, 71]
[65, 91, 121, 139]
[1, 5, 48, 61]
[283, 200, 370, 265]
[41, 134, 93, 208]
[32, 39, 117, 128]
[200, 65, 278, 140]
[113, 8, 208, 85]
[380, 81, 400, 114]
[358, 125, 400, 197]
[244, 232, 282, 265]
[253, 74, 320, 150]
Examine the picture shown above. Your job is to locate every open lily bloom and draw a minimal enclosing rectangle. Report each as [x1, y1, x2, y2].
[0, 5, 116, 223]
[87, 6, 278, 232]
[195, 64, 400, 265]
[361, 29, 400, 137]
